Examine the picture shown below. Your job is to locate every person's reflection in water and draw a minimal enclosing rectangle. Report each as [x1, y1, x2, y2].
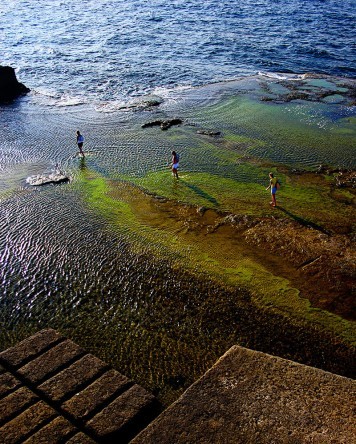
[79, 156, 86, 171]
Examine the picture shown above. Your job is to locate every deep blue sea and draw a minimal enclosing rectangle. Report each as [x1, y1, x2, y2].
[1, 0, 355, 105]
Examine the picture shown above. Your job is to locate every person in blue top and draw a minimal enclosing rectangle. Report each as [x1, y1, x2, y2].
[76, 130, 85, 157]
[266, 172, 278, 207]
[171, 151, 179, 179]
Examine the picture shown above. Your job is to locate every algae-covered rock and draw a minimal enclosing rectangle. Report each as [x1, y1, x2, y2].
[197, 130, 221, 137]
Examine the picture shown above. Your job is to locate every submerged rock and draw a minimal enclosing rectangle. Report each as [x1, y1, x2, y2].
[197, 130, 221, 137]
[335, 170, 356, 188]
[0, 66, 30, 103]
[26, 171, 69, 186]
[114, 97, 163, 111]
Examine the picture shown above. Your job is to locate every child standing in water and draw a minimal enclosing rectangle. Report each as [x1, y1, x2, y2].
[171, 151, 179, 179]
[76, 130, 85, 157]
[266, 172, 278, 207]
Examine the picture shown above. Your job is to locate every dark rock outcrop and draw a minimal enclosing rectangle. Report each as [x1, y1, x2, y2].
[142, 119, 183, 130]
[0, 66, 30, 103]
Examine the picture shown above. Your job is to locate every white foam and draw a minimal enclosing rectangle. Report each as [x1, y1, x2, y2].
[258, 71, 305, 81]
[30, 89, 87, 107]
[54, 95, 86, 107]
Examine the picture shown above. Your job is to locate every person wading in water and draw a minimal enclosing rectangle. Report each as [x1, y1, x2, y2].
[76, 130, 85, 157]
[171, 150, 179, 179]
[266, 172, 279, 207]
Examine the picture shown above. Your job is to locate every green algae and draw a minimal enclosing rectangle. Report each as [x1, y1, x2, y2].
[333, 116, 356, 136]
[76, 170, 183, 261]
[0, 189, 17, 203]
[183, 95, 355, 169]
[121, 163, 354, 234]
[75, 165, 355, 346]
[72, 81, 355, 361]
[222, 132, 267, 152]
[126, 170, 269, 214]
[201, 256, 355, 346]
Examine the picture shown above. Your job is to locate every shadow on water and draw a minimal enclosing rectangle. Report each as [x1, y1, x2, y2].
[180, 179, 219, 206]
[277, 206, 330, 235]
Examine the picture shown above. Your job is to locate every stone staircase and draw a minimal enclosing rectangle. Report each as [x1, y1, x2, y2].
[0, 329, 159, 443]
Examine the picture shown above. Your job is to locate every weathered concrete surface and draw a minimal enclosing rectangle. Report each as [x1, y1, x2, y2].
[22, 416, 78, 444]
[0, 329, 160, 443]
[0, 372, 22, 397]
[62, 369, 131, 420]
[0, 386, 38, 424]
[3, 331, 354, 443]
[38, 353, 108, 402]
[86, 385, 157, 441]
[0, 329, 62, 368]
[0, 400, 58, 444]
[133, 345, 356, 444]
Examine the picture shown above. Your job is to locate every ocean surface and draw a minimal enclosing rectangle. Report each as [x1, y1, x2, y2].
[1, 0, 355, 105]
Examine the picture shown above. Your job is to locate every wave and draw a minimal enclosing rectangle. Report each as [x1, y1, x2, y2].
[30, 89, 87, 108]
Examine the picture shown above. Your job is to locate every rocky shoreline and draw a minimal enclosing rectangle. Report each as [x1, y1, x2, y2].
[142, 176, 355, 322]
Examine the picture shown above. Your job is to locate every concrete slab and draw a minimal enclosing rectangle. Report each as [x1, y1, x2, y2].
[0, 400, 57, 444]
[86, 384, 159, 442]
[0, 386, 38, 425]
[132, 345, 356, 444]
[65, 432, 97, 443]
[38, 353, 108, 402]
[0, 329, 160, 443]
[62, 369, 131, 421]
[0, 329, 63, 368]
[22, 416, 78, 444]
[0, 372, 22, 397]
[17, 339, 84, 385]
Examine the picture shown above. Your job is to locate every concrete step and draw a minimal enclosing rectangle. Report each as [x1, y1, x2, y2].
[132, 345, 356, 443]
[0, 329, 160, 443]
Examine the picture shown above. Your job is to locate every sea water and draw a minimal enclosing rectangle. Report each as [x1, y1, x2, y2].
[1, 0, 355, 105]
